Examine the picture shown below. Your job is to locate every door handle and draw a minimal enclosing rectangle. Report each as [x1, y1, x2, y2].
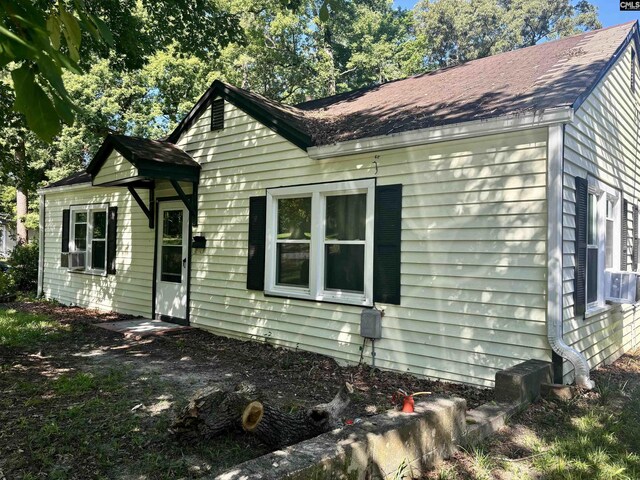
[183, 258, 187, 268]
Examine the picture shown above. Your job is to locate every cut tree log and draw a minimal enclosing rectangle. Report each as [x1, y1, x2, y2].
[170, 382, 260, 439]
[241, 382, 353, 449]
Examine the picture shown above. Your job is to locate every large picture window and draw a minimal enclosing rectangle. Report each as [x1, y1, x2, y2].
[265, 179, 375, 306]
[69, 205, 108, 273]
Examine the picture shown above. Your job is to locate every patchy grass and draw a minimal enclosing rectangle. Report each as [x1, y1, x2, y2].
[425, 350, 640, 480]
[0, 308, 67, 347]
[0, 301, 492, 479]
[2, 358, 262, 479]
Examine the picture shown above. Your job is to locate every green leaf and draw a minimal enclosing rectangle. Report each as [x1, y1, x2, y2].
[47, 14, 61, 50]
[59, 8, 82, 61]
[11, 66, 62, 142]
[319, 2, 329, 22]
[91, 14, 114, 46]
[50, 90, 75, 125]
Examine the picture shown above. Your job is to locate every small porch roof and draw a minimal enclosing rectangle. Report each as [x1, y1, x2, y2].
[86, 134, 200, 187]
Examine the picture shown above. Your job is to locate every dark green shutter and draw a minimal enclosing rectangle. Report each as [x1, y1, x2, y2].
[61, 209, 70, 268]
[247, 196, 267, 290]
[622, 199, 628, 271]
[633, 204, 639, 270]
[373, 184, 402, 305]
[107, 206, 117, 274]
[574, 177, 588, 318]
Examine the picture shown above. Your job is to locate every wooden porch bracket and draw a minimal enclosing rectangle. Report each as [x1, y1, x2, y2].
[170, 179, 198, 226]
[128, 185, 155, 228]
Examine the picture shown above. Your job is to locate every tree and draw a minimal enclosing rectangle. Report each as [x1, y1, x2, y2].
[411, 0, 601, 69]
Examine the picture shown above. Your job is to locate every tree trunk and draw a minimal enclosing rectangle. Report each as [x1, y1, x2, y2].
[15, 141, 28, 244]
[323, 25, 336, 96]
[241, 382, 353, 449]
[170, 382, 260, 439]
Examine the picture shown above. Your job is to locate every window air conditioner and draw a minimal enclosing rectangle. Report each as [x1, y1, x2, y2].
[68, 251, 86, 270]
[605, 270, 637, 304]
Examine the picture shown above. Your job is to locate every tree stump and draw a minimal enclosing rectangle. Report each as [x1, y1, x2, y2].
[170, 382, 260, 439]
[241, 382, 353, 449]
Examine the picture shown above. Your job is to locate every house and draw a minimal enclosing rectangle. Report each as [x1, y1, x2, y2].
[37, 21, 640, 389]
[0, 214, 17, 258]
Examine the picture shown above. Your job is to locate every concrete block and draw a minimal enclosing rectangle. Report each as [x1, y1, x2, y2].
[462, 402, 523, 447]
[214, 397, 467, 480]
[494, 359, 552, 404]
[540, 383, 578, 401]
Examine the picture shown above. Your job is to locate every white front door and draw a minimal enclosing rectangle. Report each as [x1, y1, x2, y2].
[155, 201, 189, 321]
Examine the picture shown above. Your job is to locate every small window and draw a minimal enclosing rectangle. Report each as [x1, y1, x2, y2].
[70, 205, 108, 273]
[211, 98, 224, 131]
[265, 179, 375, 306]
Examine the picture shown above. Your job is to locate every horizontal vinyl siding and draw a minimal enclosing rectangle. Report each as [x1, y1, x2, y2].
[179, 100, 550, 388]
[93, 151, 138, 185]
[562, 42, 640, 383]
[42, 187, 154, 317]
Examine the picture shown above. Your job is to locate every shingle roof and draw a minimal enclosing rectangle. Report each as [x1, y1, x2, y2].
[172, 21, 636, 147]
[296, 21, 637, 144]
[45, 171, 91, 188]
[86, 134, 199, 176]
[45, 21, 640, 191]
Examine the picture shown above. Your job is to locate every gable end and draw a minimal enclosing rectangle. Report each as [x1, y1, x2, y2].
[167, 80, 314, 151]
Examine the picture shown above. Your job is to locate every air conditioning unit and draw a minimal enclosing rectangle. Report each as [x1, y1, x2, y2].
[68, 251, 86, 271]
[605, 271, 637, 304]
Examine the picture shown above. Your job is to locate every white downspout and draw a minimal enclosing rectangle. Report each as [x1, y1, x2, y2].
[547, 124, 595, 390]
[37, 192, 45, 297]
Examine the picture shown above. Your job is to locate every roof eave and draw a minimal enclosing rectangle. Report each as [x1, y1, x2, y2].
[307, 107, 575, 160]
[167, 80, 314, 150]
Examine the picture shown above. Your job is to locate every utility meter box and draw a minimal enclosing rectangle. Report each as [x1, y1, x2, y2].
[360, 308, 382, 339]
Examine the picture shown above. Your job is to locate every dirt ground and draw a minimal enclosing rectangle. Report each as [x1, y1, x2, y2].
[0, 300, 492, 479]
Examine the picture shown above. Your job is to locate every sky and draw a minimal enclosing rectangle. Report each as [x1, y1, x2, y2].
[392, 0, 640, 28]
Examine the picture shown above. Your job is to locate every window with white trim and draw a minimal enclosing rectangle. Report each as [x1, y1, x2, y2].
[69, 205, 108, 273]
[586, 180, 620, 311]
[265, 179, 375, 306]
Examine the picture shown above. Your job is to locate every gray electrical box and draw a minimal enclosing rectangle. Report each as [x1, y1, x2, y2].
[360, 308, 382, 339]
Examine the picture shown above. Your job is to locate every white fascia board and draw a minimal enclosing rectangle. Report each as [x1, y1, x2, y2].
[37, 182, 94, 195]
[307, 107, 574, 160]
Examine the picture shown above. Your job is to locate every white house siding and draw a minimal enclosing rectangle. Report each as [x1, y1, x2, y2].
[41, 186, 154, 317]
[93, 151, 138, 186]
[562, 42, 640, 383]
[177, 101, 550, 388]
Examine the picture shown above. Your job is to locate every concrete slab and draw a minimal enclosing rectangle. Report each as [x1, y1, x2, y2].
[95, 319, 190, 339]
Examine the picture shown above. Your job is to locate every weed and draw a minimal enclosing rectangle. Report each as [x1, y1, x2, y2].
[53, 372, 96, 395]
[0, 308, 66, 347]
[390, 458, 411, 480]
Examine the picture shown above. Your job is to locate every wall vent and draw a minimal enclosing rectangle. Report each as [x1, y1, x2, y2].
[211, 98, 224, 131]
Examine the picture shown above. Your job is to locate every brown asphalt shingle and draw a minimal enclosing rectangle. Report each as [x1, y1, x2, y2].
[226, 21, 636, 146]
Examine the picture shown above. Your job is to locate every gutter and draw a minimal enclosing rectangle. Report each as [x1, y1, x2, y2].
[547, 124, 595, 390]
[308, 107, 574, 160]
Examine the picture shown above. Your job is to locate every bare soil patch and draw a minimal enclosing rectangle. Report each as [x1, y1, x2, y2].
[0, 300, 492, 479]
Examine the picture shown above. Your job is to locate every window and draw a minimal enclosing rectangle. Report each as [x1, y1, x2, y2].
[585, 180, 620, 311]
[265, 179, 375, 306]
[69, 205, 108, 273]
